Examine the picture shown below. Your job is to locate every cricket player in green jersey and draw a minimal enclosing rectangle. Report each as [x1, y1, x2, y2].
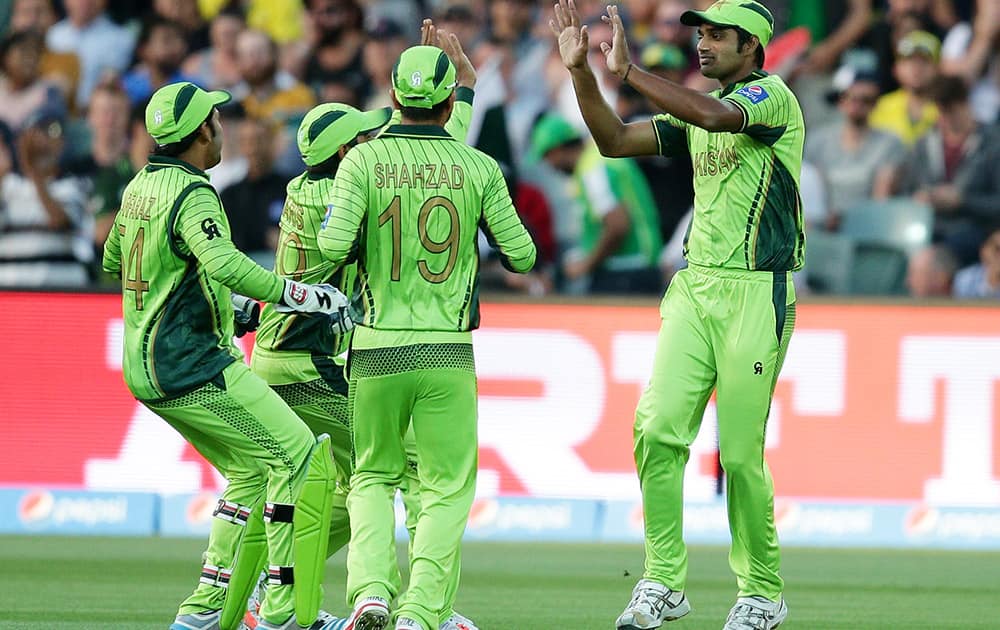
[102, 81, 351, 630]
[247, 21, 480, 630]
[552, 1, 803, 628]
[317, 45, 536, 630]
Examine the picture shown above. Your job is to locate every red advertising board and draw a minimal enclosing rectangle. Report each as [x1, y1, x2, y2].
[2, 292, 999, 506]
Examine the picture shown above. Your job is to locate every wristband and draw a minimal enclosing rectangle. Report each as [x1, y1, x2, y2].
[622, 63, 634, 83]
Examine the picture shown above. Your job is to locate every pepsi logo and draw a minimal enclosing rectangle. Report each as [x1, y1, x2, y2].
[905, 505, 939, 536]
[186, 492, 218, 524]
[467, 498, 499, 528]
[18, 490, 54, 523]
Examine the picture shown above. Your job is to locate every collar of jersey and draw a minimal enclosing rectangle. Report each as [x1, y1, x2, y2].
[146, 155, 209, 179]
[719, 69, 769, 98]
[379, 124, 452, 139]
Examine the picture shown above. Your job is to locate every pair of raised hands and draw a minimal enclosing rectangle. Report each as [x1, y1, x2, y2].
[420, 17, 475, 88]
[550, 0, 632, 79]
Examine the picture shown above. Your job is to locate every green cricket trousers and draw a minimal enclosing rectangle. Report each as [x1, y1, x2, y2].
[145, 360, 315, 624]
[634, 264, 795, 601]
[345, 343, 478, 630]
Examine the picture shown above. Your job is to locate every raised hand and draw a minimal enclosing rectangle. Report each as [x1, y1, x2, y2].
[420, 17, 437, 46]
[549, 0, 589, 70]
[599, 4, 632, 78]
[438, 29, 476, 88]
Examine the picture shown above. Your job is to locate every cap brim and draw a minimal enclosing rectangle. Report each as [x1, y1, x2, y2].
[680, 9, 734, 30]
[208, 90, 232, 107]
[358, 107, 392, 135]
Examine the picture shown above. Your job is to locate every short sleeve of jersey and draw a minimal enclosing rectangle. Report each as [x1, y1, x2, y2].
[650, 113, 688, 157]
[723, 78, 793, 147]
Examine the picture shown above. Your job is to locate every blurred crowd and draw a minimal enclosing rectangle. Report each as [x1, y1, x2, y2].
[0, 0, 997, 298]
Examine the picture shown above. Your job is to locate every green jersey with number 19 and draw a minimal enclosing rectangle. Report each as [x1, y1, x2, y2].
[102, 156, 284, 401]
[318, 123, 536, 349]
[652, 71, 806, 272]
[252, 90, 475, 385]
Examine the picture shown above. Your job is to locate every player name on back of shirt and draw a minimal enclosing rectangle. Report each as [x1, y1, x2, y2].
[374, 162, 466, 190]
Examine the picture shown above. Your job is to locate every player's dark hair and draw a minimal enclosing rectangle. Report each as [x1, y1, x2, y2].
[152, 109, 216, 157]
[399, 99, 451, 123]
[736, 28, 766, 69]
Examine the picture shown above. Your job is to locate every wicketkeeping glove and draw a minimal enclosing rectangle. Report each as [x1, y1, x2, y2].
[276, 280, 350, 315]
[327, 303, 357, 336]
[231, 293, 261, 337]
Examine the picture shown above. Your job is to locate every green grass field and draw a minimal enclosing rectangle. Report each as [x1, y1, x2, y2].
[2, 536, 997, 629]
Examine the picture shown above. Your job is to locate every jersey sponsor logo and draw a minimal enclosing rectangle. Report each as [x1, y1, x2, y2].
[736, 84, 769, 104]
[754, 361, 763, 375]
[693, 146, 740, 178]
[410, 71, 422, 86]
[200, 217, 222, 240]
[374, 162, 465, 190]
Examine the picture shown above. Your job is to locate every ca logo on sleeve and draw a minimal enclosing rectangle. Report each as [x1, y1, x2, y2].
[201, 217, 222, 240]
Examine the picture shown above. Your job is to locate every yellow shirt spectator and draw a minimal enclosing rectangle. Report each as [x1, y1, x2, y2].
[869, 89, 938, 146]
[198, 0, 304, 43]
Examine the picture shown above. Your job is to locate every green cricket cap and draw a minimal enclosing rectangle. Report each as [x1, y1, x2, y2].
[530, 113, 582, 160]
[297, 103, 392, 166]
[392, 45, 457, 109]
[145, 81, 231, 145]
[680, 0, 774, 47]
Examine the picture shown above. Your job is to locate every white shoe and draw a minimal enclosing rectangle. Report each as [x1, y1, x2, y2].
[345, 596, 390, 630]
[615, 579, 691, 629]
[171, 610, 221, 630]
[439, 611, 477, 630]
[723, 596, 788, 630]
[395, 617, 424, 630]
[257, 610, 348, 629]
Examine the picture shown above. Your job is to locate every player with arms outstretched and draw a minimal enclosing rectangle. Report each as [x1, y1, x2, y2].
[248, 21, 480, 630]
[551, 1, 804, 628]
[318, 45, 536, 630]
[103, 82, 349, 630]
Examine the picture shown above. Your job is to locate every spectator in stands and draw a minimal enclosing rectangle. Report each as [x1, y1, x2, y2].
[231, 29, 315, 122]
[152, 0, 210, 53]
[67, 82, 134, 254]
[806, 67, 903, 229]
[531, 113, 663, 295]
[127, 99, 154, 173]
[290, 0, 370, 103]
[220, 117, 285, 257]
[898, 74, 1000, 266]
[940, 0, 1000, 124]
[362, 18, 408, 111]
[8, 0, 79, 103]
[483, 0, 552, 162]
[954, 225, 1000, 299]
[0, 113, 91, 287]
[122, 17, 198, 105]
[0, 31, 66, 133]
[790, 0, 874, 78]
[480, 163, 557, 295]
[906, 243, 958, 297]
[870, 30, 941, 146]
[621, 42, 694, 243]
[45, 0, 135, 108]
[648, 0, 698, 76]
[182, 9, 245, 92]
